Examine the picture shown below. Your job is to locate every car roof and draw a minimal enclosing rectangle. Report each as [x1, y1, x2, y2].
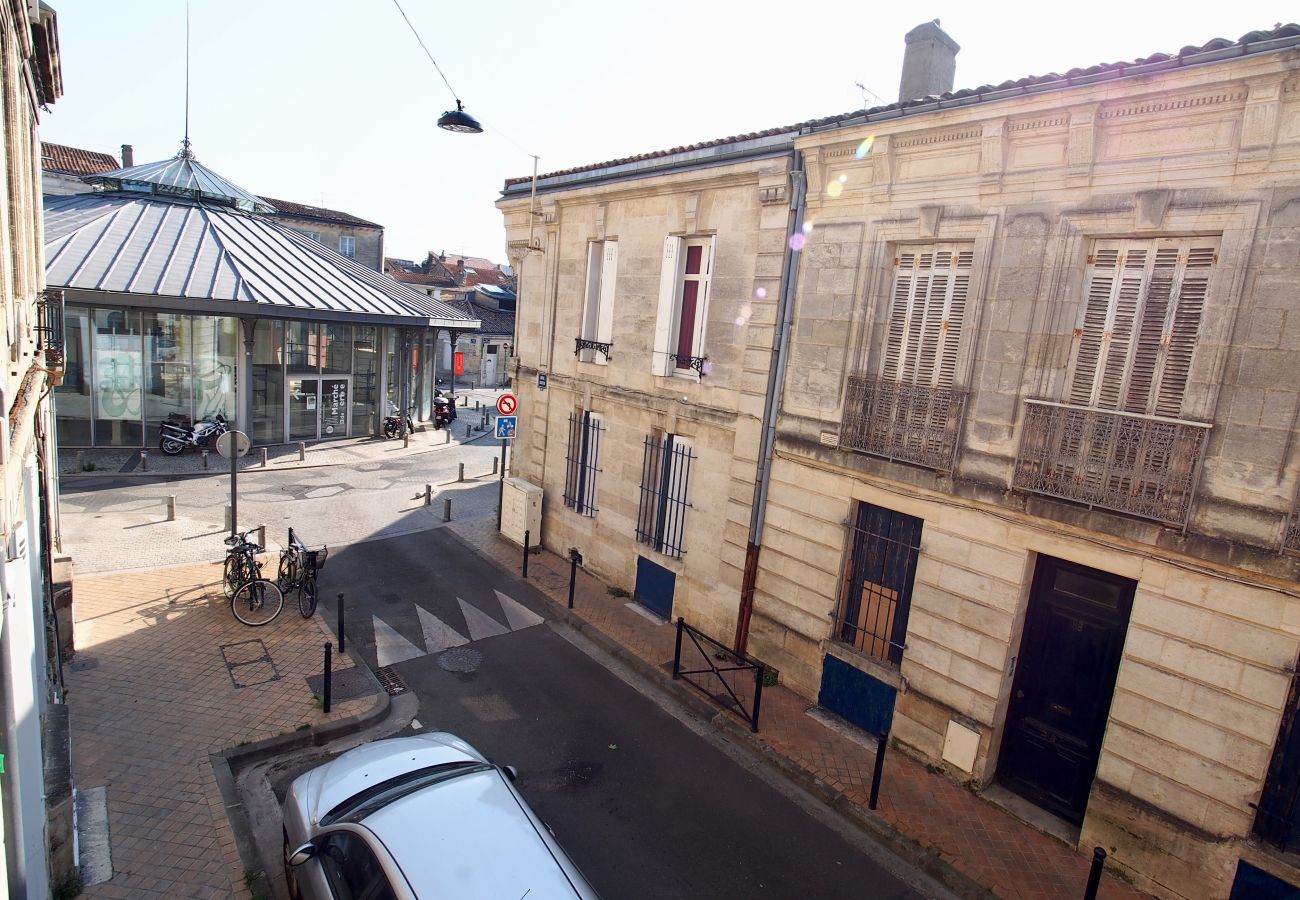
[365, 767, 592, 899]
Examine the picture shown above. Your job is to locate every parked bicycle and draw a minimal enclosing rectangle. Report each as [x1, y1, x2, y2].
[223, 530, 284, 626]
[277, 527, 328, 618]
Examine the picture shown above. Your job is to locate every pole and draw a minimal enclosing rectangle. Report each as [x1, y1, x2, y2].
[495, 438, 507, 530]
[869, 732, 887, 810]
[1083, 847, 1107, 900]
[337, 593, 346, 654]
[322, 641, 333, 713]
[673, 617, 684, 678]
[523, 529, 530, 578]
[568, 550, 580, 609]
[229, 444, 238, 540]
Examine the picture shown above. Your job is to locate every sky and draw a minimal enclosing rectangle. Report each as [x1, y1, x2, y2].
[40, 1, 1290, 265]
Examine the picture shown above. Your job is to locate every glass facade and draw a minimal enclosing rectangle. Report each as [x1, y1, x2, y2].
[55, 307, 447, 447]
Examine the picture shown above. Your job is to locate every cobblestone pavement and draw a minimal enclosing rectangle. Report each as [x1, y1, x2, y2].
[450, 517, 1147, 900]
[68, 562, 376, 899]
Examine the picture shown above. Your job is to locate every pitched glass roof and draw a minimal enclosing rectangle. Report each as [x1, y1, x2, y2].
[84, 139, 278, 214]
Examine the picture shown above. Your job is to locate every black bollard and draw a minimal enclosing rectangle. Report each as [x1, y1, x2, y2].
[568, 549, 582, 609]
[323, 642, 333, 713]
[337, 593, 345, 654]
[1083, 847, 1107, 900]
[869, 732, 887, 810]
[523, 530, 530, 578]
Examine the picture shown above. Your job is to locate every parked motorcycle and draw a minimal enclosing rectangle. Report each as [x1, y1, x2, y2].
[433, 392, 457, 430]
[382, 404, 415, 439]
[158, 414, 230, 456]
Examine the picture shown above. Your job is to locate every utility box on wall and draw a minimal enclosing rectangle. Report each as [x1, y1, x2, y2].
[500, 477, 542, 546]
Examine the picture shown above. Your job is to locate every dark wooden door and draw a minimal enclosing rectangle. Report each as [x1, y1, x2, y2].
[998, 556, 1134, 825]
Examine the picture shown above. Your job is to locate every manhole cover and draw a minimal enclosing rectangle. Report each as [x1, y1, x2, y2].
[437, 647, 482, 673]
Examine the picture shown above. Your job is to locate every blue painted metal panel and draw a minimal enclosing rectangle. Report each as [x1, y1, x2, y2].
[1230, 860, 1300, 899]
[818, 655, 896, 736]
[634, 555, 675, 620]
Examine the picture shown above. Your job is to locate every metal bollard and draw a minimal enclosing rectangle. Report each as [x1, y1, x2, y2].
[337, 593, 346, 654]
[403, 429, 410, 449]
[202, 449, 209, 469]
[260, 447, 268, 467]
[869, 732, 888, 810]
[424, 484, 432, 506]
[491, 457, 498, 475]
[523, 530, 530, 578]
[298, 442, 306, 461]
[1083, 847, 1107, 900]
[140, 449, 148, 471]
[256, 524, 266, 549]
[475, 400, 480, 411]
[322, 642, 333, 713]
[444, 429, 451, 445]
[166, 495, 176, 521]
[443, 497, 451, 522]
[458, 463, 464, 482]
[568, 549, 582, 609]
[465, 423, 472, 439]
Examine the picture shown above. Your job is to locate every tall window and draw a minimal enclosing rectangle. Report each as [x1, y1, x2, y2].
[635, 431, 694, 558]
[1068, 237, 1217, 418]
[579, 240, 617, 363]
[652, 236, 713, 376]
[564, 410, 604, 516]
[835, 503, 923, 665]
[339, 236, 356, 259]
[881, 245, 972, 387]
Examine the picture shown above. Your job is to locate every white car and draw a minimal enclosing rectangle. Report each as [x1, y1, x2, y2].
[282, 732, 600, 900]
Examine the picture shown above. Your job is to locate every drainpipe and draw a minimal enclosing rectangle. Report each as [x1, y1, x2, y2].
[735, 150, 806, 655]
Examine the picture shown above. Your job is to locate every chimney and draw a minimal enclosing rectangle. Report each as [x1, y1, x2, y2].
[898, 20, 960, 103]
[120, 143, 134, 167]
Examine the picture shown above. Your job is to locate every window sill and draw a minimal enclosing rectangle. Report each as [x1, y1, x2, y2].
[820, 639, 906, 692]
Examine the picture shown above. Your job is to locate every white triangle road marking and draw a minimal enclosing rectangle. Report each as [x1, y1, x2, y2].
[495, 589, 543, 631]
[416, 605, 469, 654]
[373, 615, 425, 668]
[458, 597, 510, 642]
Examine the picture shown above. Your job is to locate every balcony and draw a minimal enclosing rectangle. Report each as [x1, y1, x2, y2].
[37, 288, 65, 381]
[840, 374, 967, 472]
[1012, 400, 1211, 528]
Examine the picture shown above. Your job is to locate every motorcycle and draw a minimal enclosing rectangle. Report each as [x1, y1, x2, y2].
[382, 404, 415, 439]
[158, 414, 230, 456]
[433, 392, 457, 430]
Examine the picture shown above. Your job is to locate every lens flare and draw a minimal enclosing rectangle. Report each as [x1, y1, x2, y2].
[838, 174, 847, 183]
[789, 233, 807, 251]
[825, 180, 844, 198]
[802, 221, 814, 234]
[754, 287, 767, 299]
[854, 136, 875, 159]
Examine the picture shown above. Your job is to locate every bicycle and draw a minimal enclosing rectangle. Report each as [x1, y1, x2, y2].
[276, 527, 328, 618]
[223, 531, 284, 626]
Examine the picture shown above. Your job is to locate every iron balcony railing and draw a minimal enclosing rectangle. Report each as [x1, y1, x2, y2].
[840, 374, 967, 472]
[37, 288, 65, 370]
[1012, 399, 1211, 528]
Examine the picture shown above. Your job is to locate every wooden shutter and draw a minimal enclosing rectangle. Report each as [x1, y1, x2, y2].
[652, 237, 681, 376]
[581, 242, 603, 342]
[1070, 238, 1216, 416]
[881, 245, 972, 387]
[596, 241, 618, 354]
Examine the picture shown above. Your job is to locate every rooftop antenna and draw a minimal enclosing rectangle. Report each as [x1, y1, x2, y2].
[855, 82, 884, 108]
[179, 0, 194, 159]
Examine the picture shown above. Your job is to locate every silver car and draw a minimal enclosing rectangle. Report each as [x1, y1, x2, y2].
[282, 732, 600, 900]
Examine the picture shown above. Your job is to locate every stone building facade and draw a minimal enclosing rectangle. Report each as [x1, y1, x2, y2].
[501, 21, 1300, 899]
[0, 3, 70, 897]
[259, 195, 384, 271]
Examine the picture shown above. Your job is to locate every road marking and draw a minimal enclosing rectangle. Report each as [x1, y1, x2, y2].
[457, 598, 510, 641]
[416, 605, 469, 654]
[373, 615, 424, 667]
[495, 589, 544, 630]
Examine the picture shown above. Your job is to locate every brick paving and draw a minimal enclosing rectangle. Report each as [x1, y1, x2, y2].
[68, 561, 377, 899]
[451, 517, 1147, 900]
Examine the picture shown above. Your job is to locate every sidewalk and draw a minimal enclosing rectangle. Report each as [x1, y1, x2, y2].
[67, 562, 383, 899]
[450, 517, 1145, 900]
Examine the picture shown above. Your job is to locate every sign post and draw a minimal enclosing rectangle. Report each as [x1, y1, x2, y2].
[496, 393, 517, 416]
[217, 430, 251, 540]
[494, 395, 518, 531]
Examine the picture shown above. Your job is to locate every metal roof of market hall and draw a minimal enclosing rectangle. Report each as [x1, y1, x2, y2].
[45, 142, 479, 331]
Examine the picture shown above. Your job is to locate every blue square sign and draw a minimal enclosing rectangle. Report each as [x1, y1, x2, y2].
[495, 415, 518, 439]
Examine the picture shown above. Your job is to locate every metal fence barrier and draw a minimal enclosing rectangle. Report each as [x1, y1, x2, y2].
[672, 617, 765, 732]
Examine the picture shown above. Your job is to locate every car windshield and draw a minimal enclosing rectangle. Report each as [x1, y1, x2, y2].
[321, 761, 491, 826]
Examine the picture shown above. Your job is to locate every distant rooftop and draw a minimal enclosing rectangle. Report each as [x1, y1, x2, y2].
[258, 195, 381, 229]
[41, 141, 118, 176]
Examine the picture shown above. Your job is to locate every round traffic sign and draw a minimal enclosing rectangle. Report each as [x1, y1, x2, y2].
[216, 430, 251, 459]
[497, 393, 517, 416]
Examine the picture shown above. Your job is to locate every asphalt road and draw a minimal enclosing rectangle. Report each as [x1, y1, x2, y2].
[317, 530, 945, 900]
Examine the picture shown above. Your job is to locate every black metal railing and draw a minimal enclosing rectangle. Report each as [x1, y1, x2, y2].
[672, 617, 765, 732]
[667, 353, 709, 375]
[564, 411, 603, 516]
[840, 374, 967, 472]
[574, 337, 612, 361]
[1285, 503, 1300, 554]
[635, 434, 694, 558]
[836, 503, 923, 666]
[1012, 399, 1210, 528]
[37, 288, 65, 370]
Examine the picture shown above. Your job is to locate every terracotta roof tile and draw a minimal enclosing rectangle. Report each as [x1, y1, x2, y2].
[259, 195, 381, 229]
[41, 141, 118, 176]
[504, 23, 1300, 188]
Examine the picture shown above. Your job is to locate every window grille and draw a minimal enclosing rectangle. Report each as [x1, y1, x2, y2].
[635, 433, 694, 558]
[835, 503, 923, 665]
[37, 288, 65, 369]
[564, 411, 603, 516]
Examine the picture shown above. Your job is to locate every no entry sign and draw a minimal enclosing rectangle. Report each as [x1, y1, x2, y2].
[497, 393, 517, 416]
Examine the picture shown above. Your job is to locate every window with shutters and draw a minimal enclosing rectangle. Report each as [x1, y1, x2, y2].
[840, 245, 972, 471]
[1068, 237, 1217, 419]
[577, 240, 617, 363]
[564, 410, 603, 516]
[635, 431, 694, 558]
[651, 236, 713, 377]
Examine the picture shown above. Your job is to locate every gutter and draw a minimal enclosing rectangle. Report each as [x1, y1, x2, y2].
[735, 150, 806, 654]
